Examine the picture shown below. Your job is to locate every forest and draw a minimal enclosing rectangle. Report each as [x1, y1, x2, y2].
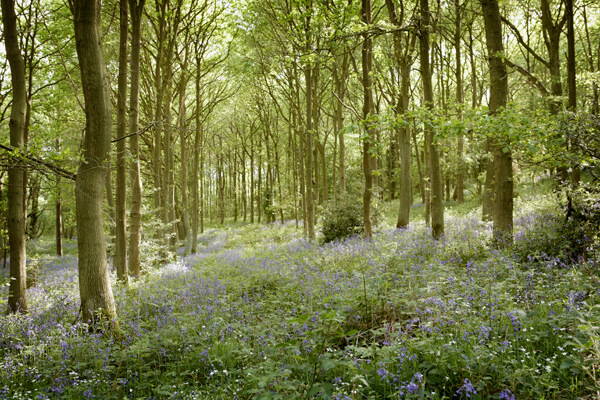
[0, 0, 599, 398]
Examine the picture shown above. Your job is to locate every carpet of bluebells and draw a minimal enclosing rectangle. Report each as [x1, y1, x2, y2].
[0, 195, 599, 399]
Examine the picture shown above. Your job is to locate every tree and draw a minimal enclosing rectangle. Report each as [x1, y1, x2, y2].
[361, 0, 375, 239]
[127, 0, 145, 277]
[2, 0, 28, 313]
[70, 0, 118, 326]
[480, 0, 513, 245]
[419, 0, 444, 239]
[115, 0, 129, 284]
[385, 0, 417, 228]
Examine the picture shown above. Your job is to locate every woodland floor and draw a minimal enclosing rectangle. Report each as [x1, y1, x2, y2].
[0, 185, 599, 399]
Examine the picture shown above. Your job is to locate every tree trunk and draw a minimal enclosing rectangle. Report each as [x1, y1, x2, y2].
[565, 0, 580, 185]
[540, 0, 564, 115]
[304, 65, 316, 240]
[361, 0, 375, 239]
[2, 0, 28, 313]
[56, 189, 63, 257]
[191, 53, 201, 254]
[333, 53, 349, 196]
[566, 0, 576, 112]
[419, 0, 444, 239]
[454, 0, 465, 203]
[71, 0, 118, 326]
[480, 0, 513, 245]
[115, 0, 128, 284]
[482, 139, 495, 221]
[178, 75, 192, 255]
[386, 0, 415, 228]
[127, 0, 144, 277]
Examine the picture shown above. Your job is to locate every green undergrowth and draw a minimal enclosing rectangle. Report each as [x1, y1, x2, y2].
[0, 191, 598, 399]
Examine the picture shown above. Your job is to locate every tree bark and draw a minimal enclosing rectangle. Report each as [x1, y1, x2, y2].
[71, 0, 118, 326]
[454, 0, 465, 203]
[115, 0, 128, 284]
[480, 0, 513, 245]
[386, 0, 415, 228]
[566, 0, 576, 112]
[2, 0, 28, 313]
[304, 65, 316, 240]
[127, 0, 144, 277]
[419, 0, 444, 239]
[56, 189, 63, 257]
[361, 0, 375, 239]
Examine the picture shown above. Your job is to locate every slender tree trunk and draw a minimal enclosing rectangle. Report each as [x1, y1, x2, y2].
[115, 0, 128, 284]
[583, 6, 599, 114]
[454, 0, 465, 203]
[71, 0, 118, 326]
[362, 0, 375, 239]
[191, 56, 201, 253]
[304, 65, 316, 240]
[565, 0, 580, 185]
[2, 0, 27, 313]
[56, 188, 63, 257]
[480, 0, 513, 245]
[333, 53, 349, 196]
[128, 0, 144, 277]
[419, 0, 444, 239]
[396, 66, 412, 229]
[482, 139, 495, 220]
[541, 0, 564, 115]
[178, 76, 192, 256]
[566, 0, 576, 112]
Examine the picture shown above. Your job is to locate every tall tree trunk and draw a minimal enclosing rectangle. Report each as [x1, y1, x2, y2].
[396, 64, 412, 229]
[191, 55, 201, 254]
[566, 0, 576, 112]
[386, 0, 415, 228]
[480, 0, 513, 245]
[361, 0, 375, 239]
[333, 53, 349, 196]
[565, 0, 579, 185]
[454, 0, 465, 203]
[127, 0, 144, 277]
[482, 139, 495, 221]
[178, 76, 192, 256]
[115, 0, 128, 284]
[304, 65, 316, 240]
[56, 189, 63, 257]
[419, 0, 444, 239]
[2, 0, 28, 313]
[71, 0, 118, 326]
[540, 0, 565, 115]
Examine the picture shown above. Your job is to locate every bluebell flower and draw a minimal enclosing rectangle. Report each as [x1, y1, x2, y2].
[377, 367, 389, 378]
[499, 389, 516, 400]
[406, 382, 419, 394]
[412, 372, 423, 383]
[456, 378, 477, 398]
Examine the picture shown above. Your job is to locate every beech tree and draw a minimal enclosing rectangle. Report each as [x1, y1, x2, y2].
[480, 0, 513, 245]
[2, 0, 28, 313]
[70, 0, 118, 325]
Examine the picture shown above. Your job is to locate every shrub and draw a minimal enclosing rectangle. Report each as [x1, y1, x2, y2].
[320, 196, 364, 244]
[513, 187, 599, 267]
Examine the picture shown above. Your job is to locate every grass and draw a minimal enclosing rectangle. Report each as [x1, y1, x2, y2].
[0, 186, 598, 399]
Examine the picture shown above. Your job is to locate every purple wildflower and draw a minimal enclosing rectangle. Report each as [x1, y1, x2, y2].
[499, 389, 516, 400]
[406, 382, 419, 394]
[412, 372, 423, 383]
[456, 378, 477, 398]
[377, 367, 389, 378]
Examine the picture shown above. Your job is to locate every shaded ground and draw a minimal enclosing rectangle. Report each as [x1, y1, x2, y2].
[0, 195, 599, 399]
